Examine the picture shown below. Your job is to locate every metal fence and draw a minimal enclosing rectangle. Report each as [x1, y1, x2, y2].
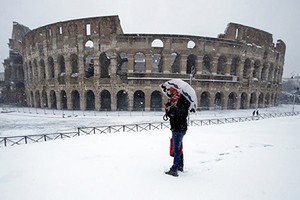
[1, 111, 299, 147]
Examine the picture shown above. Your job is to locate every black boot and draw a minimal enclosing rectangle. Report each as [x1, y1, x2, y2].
[165, 169, 178, 177]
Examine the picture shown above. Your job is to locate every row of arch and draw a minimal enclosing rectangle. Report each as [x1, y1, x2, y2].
[25, 51, 282, 84]
[28, 89, 278, 111]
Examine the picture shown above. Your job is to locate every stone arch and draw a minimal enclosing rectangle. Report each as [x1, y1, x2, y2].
[187, 40, 196, 49]
[265, 93, 271, 107]
[152, 53, 162, 73]
[186, 54, 196, 75]
[28, 61, 33, 80]
[70, 54, 79, 75]
[117, 90, 128, 111]
[258, 93, 264, 108]
[33, 59, 38, 80]
[116, 90, 128, 111]
[35, 90, 41, 108]
[261, 63, 268, 81]
[85, 40, 94, 50]
[42, 90, 48, 108]
[117, 52, 128, 73]
[227, 92, 237, 110]
[39, 59, 46, 79]
[151, 39, 164, 48]
[214, 92, 223, 109]
[268, 64, 274, 82]
[230, 57, 240, 76]
[243, 58, 251, 79]
[253, 60, 261, 80]
[202, 55, 212, 74]
[57, 55, 65, 76]
[86, 90, 95, 110]
[60, 90, 67, 109]
[71, 90, 80, 110]
[240, 92, 248, 109]
[200, 91, 210, 110]
[170, 52, 180, 73]
[217, 55, 227, 75]
[30, 91, 34, 107]
[85, 55, 94, 78]
[50, 90, 57, 109]
[250, 92, 257, 109]
[48, 56, 55, 79]
[133, 90, 145, 111]
[150, 90, 162, 111]
[100, 52, 110, 78]
[100, 90, 111, 111]
[134, 52, 146, 72]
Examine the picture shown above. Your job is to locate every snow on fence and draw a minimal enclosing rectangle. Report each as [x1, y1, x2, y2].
[1, 111, 299, 147]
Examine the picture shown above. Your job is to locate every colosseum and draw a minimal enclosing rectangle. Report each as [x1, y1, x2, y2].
[21, 15, 286, 111]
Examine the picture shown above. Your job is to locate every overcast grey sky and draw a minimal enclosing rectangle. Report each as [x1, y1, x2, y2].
[0, 0, 299, 77]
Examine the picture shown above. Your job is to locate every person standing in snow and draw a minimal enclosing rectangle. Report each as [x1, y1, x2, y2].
[164, 87, 190, 177]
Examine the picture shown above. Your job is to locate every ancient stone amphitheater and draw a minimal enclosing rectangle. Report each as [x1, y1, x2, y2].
[22, 15, 285, 111]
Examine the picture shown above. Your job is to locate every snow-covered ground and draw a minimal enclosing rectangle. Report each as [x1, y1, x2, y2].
[0, 105, 300, 200]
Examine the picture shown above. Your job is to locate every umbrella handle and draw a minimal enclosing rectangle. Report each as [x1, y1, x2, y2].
[163, 114, 169, 121]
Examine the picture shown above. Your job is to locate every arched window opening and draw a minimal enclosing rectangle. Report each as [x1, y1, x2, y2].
[230, 57, 240, 76]
[133, 90, 145, 111]
[217, 56, 227, 75]
[152, 53, 162, 73]
[50, 90, 57, 109]
[42, 90, 48, 108]
[214, 92, 223, 109]
[60, 90, 67, 110]
[227, 92, 237, 110]
[117, 90, 128, 111]
[151, 39, 164, 48]
[240, 92, 248, 109]
[134, 52, 146, 72]
[202, 55, 211, 74]
[253, 60, 260, 80]
[117, 52, 128, 73]
[187, 40, 196, 49]
[169, 53, 180, 73]
[85, 55, 94, 78]
[265, 93, 271, 107]
[268, 65, 274, 82]
[258, 93, 264, 108]
[40, 59, 46, 80]
[100, 90, 111, 111]
[261, 64, 268, 81]
[35, 91, 41, 108]
[100, 52, 111, 78]
[250, 93, 257, 109]
[150, 91, 162, 111]
[86, 90, 95, 110]
[71, 90, 80, 110]
[70, 54, 79, 78]
[33, 59, 38, 80]
[85, 40, 94, 50]
[186, 54, 196, 75]
[243, 59, 251, 79]
[58, 55, 65, 77]
[48, 57, 55, 79]
[200, 92, 210, 110]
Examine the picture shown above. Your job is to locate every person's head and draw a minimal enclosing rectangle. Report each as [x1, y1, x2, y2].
[167, 87, 178, 98]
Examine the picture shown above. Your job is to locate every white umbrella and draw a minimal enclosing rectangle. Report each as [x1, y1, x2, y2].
[160, 79, 197, 112]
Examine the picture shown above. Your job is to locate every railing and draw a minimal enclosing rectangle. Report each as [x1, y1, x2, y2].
[1, 111, 299, 147]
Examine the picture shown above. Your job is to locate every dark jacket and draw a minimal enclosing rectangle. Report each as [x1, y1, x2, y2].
[166, 95, 190, 131]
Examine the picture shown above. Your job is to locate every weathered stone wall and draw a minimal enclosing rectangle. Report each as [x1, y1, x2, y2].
[21, 16, 286, 111]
